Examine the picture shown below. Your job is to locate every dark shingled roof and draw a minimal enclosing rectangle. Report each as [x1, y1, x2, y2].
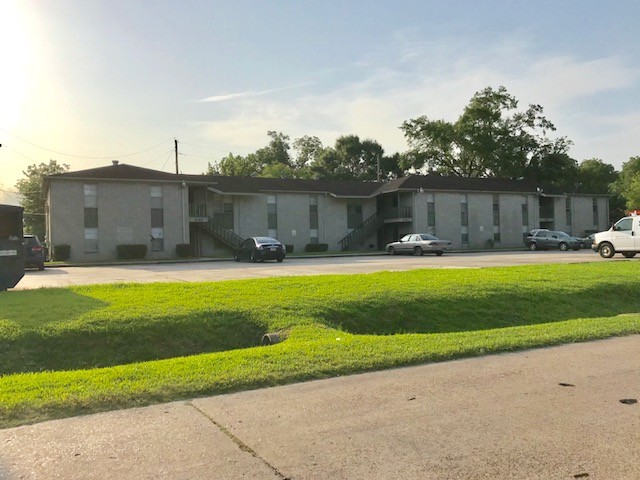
[47, 162, 548, 197]
[375, 175, 538, 194]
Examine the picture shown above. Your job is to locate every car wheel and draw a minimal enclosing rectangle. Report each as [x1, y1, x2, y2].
[388, 246, 396, 255]
[250, 251, 258, 263]
[559, 242, 569, 251]
[435, 251, 444, 256]
[528, 242, 537, 251]
[37, 263, 45, 271]
[277, 257, 284, 263]
[622, 252, 637, 258]
[233, 254, 240, 262]
[599, 242, 615, 259]
[413, 246, 423, 256]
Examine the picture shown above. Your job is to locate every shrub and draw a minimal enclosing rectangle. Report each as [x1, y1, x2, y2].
[305, 243, 329, 252]
[176, 243, 191, 258]
[53, 244, 71, 261]
[116, 244, 147, 260]
[285, 244, 294, 254]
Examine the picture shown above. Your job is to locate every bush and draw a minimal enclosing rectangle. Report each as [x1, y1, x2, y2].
[285, 244, 294, 254]
[116, 244, 147, 260]
[176, 243, 191, 258]
[53, 244, 71, 261]
[305, 243, 329, 252]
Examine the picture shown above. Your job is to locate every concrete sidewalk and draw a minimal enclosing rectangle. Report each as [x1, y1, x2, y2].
[1, 335, 639, 480]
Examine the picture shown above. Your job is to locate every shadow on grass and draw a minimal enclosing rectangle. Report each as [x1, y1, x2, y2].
[0, 289, 108, 328]
[0, 310, 267, 375]
[317, 282, 640, 335]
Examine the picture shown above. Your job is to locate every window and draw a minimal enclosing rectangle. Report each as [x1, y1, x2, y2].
[150, 186, 164, 251]
[566, 197, 572, 230]
[461, 195, 469, 244]
[426, 193, 435, 234]
[592, 198, 599, 226]
[84, 184, 98, 252]
[522, 199, 529, 243]
[347, 203, 363, 229]
[309, 195, 319, 243]
[267, 195, 277, 238]
[493, 195, 500, 243]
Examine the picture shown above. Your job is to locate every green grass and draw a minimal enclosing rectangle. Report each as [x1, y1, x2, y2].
[1, 262, 640, 428]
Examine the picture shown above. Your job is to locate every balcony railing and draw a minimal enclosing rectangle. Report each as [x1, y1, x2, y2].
[381, 206, 412, 221]
[189, 204, 207, 218]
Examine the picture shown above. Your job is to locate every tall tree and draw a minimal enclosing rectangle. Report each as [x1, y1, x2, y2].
[206, 153, 261, 177]
[400, 86, 571, 180]
[576, 158, 618, 193]
[15, 159, 69, 240]
[612, 156, 640, 211]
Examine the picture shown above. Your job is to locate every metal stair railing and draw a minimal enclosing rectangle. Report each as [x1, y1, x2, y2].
[338, 212, 383, 250]
[199, 216, 244, 249]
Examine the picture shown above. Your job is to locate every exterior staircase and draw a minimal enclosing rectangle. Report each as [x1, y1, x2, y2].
[197, 216, 244, 250]
[338, 212, 384, 250]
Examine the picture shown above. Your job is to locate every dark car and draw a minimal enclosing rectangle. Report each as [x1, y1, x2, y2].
[23, 234, 46, 270]
[525, 230, 583, 251]
[234, 236, 286, 262]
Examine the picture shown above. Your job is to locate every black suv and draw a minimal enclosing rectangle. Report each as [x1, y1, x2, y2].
[23, 234, 46, 270]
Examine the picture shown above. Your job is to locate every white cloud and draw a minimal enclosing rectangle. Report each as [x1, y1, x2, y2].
[193, 34, 639, 168]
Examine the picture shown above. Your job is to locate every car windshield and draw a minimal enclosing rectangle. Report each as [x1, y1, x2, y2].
[418, 234, 438, 241]
[254, 237, 280, 244]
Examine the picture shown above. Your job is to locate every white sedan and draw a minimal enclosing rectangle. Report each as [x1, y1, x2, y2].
[386, 233, 453, 256]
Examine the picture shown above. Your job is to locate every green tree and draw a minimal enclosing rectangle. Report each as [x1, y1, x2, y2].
[206, 153, 261, 176]
[576, 158, 618, 193]
[15, 159, 69, 239]
[400, 86, 571, 180]
[623, 173, 640, 210]
[610, 156, 640, 215]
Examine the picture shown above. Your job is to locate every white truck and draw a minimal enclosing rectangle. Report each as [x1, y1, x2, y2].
[592, 214, 640, 258]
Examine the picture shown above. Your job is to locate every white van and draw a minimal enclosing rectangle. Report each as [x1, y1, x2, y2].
[592, 214, 640, 258]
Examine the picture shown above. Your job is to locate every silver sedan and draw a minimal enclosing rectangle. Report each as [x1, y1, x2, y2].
[386, 233, 453, 256]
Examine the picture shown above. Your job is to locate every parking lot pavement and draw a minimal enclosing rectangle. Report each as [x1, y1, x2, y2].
[1, 335, 638, 479]
[13, 249, 610, 290]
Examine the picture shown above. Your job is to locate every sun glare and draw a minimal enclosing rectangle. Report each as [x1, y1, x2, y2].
[0, 1, 33, 129]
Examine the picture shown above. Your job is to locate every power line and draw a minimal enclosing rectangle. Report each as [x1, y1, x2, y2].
[0, 129, 173, 159]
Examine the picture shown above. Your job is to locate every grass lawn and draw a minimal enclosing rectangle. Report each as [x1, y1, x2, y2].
[1, 262, 640, 428]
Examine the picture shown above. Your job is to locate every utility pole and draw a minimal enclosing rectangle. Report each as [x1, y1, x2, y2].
[174, 139, 179, 174]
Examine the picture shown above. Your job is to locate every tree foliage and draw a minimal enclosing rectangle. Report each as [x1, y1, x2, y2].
[207, 132, 404, 181]
[400, 86, 572, 182]
[612, 156, 640, 210]
[15, 159, 69, 239]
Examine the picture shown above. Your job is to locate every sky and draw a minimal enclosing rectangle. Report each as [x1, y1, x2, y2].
[1, 0, 639, 202]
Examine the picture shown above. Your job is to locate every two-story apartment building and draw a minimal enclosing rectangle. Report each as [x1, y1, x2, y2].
[45, 161, 610, 261]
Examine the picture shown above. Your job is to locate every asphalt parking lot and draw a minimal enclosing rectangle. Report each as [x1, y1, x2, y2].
[14, 249, 613, 290]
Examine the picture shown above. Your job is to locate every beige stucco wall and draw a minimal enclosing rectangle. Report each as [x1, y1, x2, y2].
[48, 179, 188, 261]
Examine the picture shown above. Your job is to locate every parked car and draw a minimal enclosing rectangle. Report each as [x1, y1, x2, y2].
[234, 236, 286, 262]
[525, 230, 583, 251]
[386, 233, 452, 256]
[581, 233, 596, 249]
[23, 234, 46, 270]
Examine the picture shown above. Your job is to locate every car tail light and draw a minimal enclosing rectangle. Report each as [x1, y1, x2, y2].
[32, 246, 43, 253]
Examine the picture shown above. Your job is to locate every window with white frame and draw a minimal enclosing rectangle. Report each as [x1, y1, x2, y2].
[461, 194, 469, 244]
[426, 193, 435, 235]
[565, 197, 572, 233]
[492, 194, 501, 243]
[522, 198, 529, 243]
[150, 186, 164, 251]
[267, 195, 277, 238]
[309, 195, 319, 243]
[592, 198, 598, 226]
[84, 184, 98, 252]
